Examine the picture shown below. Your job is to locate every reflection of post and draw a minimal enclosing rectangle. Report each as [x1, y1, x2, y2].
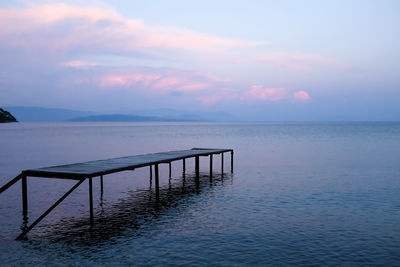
[168, 173, 172, 191]
[221, 153, 224, 174]
[169, 162, 172, 178]
[100, 175, 104, 195]
[195, 156, 199, 178]
[89, 178, 94, 225]
[231, 151, 234, 173]
[155, 164, 159, 201]
[100, 176, 104, 208]
[22, 175, 27, 218]
[149, 166, 153, 188]
[150, 165, 152, 179]
[183, 159, 186, 173]
[209, 154, 213, 178]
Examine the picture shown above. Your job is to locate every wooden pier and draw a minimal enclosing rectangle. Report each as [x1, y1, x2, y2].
[0, 148, 233, 239]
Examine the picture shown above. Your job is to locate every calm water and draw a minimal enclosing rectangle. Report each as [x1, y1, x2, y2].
[0, 122, 399, 266]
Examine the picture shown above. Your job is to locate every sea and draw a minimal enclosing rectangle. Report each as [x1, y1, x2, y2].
[0, 122, 399, 266]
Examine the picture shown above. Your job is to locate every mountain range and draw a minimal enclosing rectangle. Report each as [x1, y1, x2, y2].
[4, 106, 236, 122]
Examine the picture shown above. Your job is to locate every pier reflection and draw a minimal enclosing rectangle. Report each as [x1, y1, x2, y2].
[32, 171, 232, 246]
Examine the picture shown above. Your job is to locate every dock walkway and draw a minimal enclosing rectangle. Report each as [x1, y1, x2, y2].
[0, 148, 233, 239]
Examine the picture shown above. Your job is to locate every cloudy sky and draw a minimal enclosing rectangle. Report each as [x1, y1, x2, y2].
[1, 0, 399, 120]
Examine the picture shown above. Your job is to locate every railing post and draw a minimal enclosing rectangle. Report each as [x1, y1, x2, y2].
[169, 162, 172, 178]
[22, 175, 27, 218]
[89, 178, 94, 225]
[183, 159, 186, 173]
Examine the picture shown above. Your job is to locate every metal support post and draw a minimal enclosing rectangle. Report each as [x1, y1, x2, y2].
[209, 154, 213, 178]
[195, 156, 200, 178]
[22, 175, 27, 218]
[231, 151, 234, 173]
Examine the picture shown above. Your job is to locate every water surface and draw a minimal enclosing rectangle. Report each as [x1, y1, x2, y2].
[0, 122, 399, 266]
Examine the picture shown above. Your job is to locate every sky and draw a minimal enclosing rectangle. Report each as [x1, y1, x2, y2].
[0, 0, 399, 120]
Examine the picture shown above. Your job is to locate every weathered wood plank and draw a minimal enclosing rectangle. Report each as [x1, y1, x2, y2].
[21, 148, 233, 179]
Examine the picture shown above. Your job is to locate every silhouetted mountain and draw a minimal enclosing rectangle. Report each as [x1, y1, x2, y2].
[118, 108, 237, 121]
[69, 114, 184, 122]
[0, 108, 18, 123]
[4, 106, 236, 122]
[4, 106, 97, 121]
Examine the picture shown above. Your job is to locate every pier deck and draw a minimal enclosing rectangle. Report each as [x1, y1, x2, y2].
[0, 148, 233, 239]
[22, 148, 232, 179]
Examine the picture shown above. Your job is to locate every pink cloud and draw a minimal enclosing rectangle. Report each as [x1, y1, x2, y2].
[62, 60, 101, 69]
[79, 69, 312, 104]
[0, 3, 261, 57]
[99, 73, 161, 88]
[255, 52, 348, 70]
[199, 95, 224, 105]
[4, 3, 121, 24]
[93, 69, 225, 95]
[243, 85, 287, 101]
[152, 77, 182, 90]
[195, 72, 231, 83]
[0, 3, 320, 109]
[151, 77, 208, 92]
[199, 85, 311, 105]
[137, 27, 261, 51]
[293, 91, 311, 101]
[177, 83, 209, 91]
[198, 88, 238, 104]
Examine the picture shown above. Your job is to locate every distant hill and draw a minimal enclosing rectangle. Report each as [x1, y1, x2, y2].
[4, 106, 97, 122]
[69, 114, 183, 122]
[4, 106, 236, 122]
[115, 108, 237, 121]
[0, 108, 18, 123]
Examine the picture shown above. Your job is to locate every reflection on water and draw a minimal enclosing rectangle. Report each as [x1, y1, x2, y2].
[1, 122, 400, 266]
[28, 172, 231, 247]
